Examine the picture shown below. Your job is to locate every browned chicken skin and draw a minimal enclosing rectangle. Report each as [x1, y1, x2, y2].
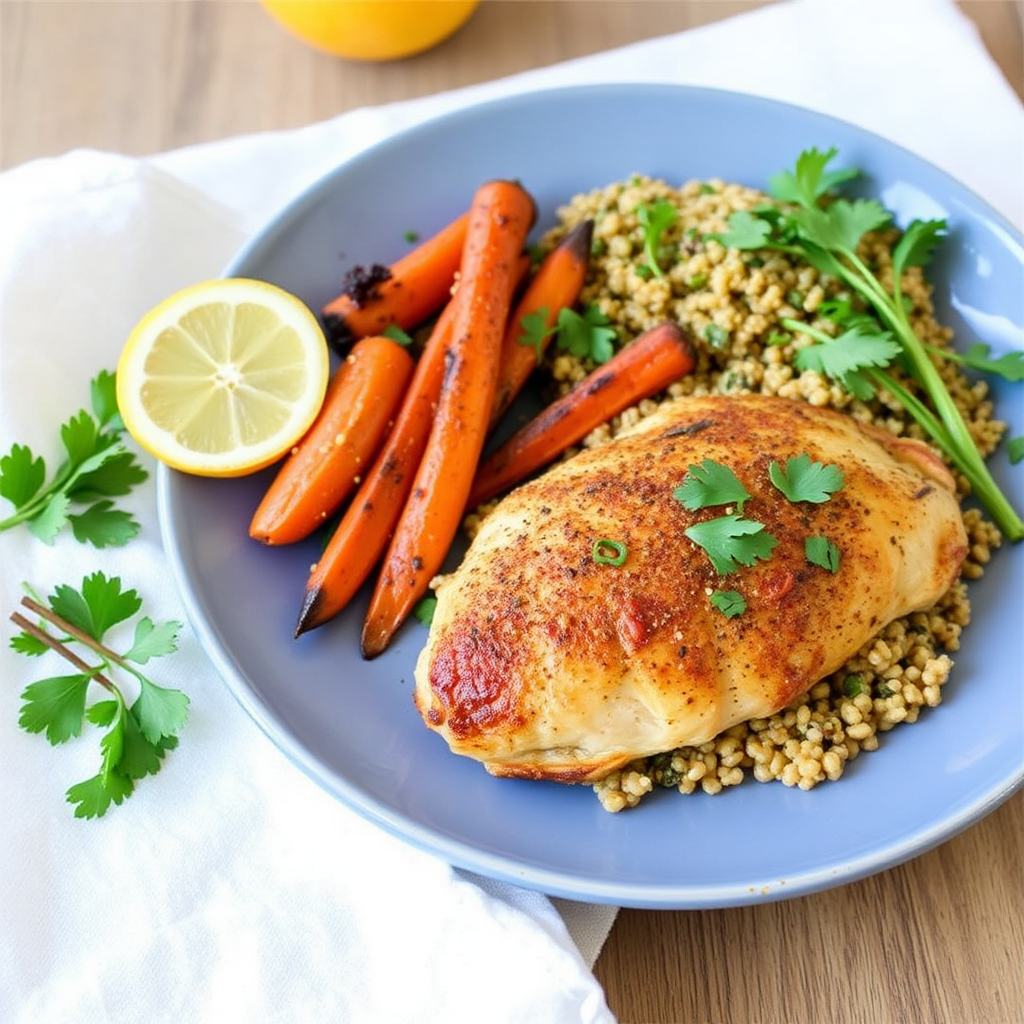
[414, 395, 968, 783]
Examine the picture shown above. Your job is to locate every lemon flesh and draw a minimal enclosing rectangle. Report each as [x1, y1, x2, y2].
[117, 279, 330, 477]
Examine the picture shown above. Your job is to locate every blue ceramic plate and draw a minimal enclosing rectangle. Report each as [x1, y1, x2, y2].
[158, 85, 1024, 909]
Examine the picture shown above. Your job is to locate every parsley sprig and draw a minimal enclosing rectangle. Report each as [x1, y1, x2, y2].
[0, 370, 148, 547]
[712, 147, 1023, 541]
[10, 572, 187, 818]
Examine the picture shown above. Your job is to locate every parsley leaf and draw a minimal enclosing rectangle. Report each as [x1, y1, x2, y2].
[636, 198, 678, 278]
[684, 514, 778, 575]
[805, 535, 841, 573]
[674, 459, 752, 512]
[10, 573, 187, 818]
[710, 590, 746, 618]
[1008, 437, 1024, 464]
[0, 370, 148, 547]
[768, 454, 845, 504]
[555, 305, 617, 364]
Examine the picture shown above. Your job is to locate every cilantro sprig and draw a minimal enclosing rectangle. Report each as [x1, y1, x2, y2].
[0, 370, 148, 547]
[636, 198, 678, 278]
[10, 572, 187, 818]
[711, 147, 1023, 541]
[517, 304, 618, 365]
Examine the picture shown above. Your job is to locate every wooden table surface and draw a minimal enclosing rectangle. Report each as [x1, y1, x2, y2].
[4, 2, 1022, 1021]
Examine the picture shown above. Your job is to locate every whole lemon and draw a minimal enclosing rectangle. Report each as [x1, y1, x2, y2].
[260, 0, 479, 61]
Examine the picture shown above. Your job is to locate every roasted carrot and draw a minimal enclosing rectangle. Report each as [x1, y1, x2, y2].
[321, 212, 469, 350]
[489, 218, 593, 430]
[249, 336, 414, 546]
[295, 256, 530, 636]
[360, 180, 536, 658]
[467, 322, 696, 508]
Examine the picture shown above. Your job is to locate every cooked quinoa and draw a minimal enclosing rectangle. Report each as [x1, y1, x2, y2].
[468, 173, 1006, 812]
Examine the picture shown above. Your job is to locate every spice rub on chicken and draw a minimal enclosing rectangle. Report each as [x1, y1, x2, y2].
[413, 394, 968, 783]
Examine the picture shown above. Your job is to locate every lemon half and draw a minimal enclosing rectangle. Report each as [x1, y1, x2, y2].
[117, 278, 330, 477]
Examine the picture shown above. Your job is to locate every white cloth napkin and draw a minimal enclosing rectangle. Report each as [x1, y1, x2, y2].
[1, 1, 1021, 1021]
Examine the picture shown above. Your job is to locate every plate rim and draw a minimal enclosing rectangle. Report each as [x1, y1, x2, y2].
[158, 81, 1024, 909]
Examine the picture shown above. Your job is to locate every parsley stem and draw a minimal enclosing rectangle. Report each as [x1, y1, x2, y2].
[20, 595, 126, 671]
[9, 611, 115, 690]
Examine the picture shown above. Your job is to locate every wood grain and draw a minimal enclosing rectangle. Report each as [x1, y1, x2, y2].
[2, 3, 1022, 1023]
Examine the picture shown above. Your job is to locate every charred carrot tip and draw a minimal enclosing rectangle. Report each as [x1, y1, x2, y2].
[321, 312, 356, 355]
[564, 218, 595, 260]
[294, 587, 325, 637]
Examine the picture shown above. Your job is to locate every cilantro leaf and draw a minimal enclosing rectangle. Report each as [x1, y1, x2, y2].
[72, 449, 150, 499]
[674, 459, 752, 512]
[27, 491, 70, 544]
[60, 409, 100, 466]
[1008, 436, 1024, 464]
[124, 616, 181, 664]
[49, 572, 141, 642]
[891, 218, 947, 279]
[99, 702, 125, 774]
[517, 307, 556, 362]
[636, 198, 678, 278]
[413, 595, 437, 627]
[792, 323, 902, 400]
[18, 674, 90, 744]
[90, 369, 123, 431]
[709, 209, 773, 250]
[9, 630, 49, 657]
[118, 708, 166, 779]
[381, 324, 413, 347]
[555, 305, 617, 364]
[132, 678, 189, 743]
[67, 772, 134, 820]
[768, 454, 845, 503]
[710, 590, 746, 618]
[0, 444, 46, 508]
[768, 147, 859, 208]
[68, 501, 140, 548]
[86, 699, 120, 727]
[684, 514, 778, 575]
[938, 342, 1024, 383]
[790, 199, 891, 254]
[0, 370, 147, 547]
[806, 535, 841, 573]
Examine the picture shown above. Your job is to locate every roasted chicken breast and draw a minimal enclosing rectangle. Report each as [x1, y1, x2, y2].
[413, 394, 968, 782]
